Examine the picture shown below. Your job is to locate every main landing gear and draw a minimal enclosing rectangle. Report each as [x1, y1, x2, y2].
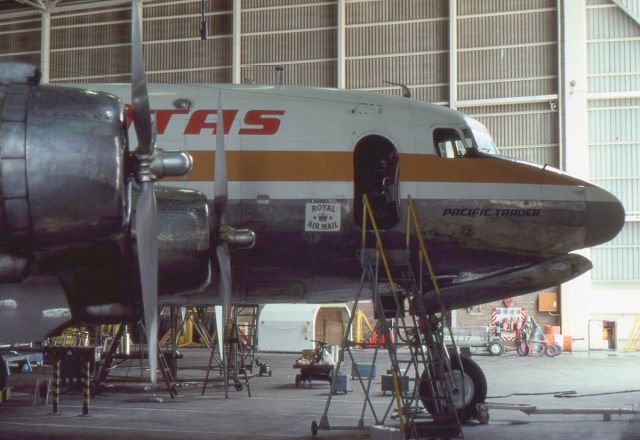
[419, 355, 488, 423]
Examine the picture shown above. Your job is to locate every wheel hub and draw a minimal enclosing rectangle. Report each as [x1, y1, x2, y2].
[450, 370, 475, 408]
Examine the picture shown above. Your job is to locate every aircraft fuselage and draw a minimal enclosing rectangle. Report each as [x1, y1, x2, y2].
[0, 81, 625, 341]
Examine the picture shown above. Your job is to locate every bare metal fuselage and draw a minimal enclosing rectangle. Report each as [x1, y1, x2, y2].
[127, 83, 621, 306]
[0, 82, 625, 343]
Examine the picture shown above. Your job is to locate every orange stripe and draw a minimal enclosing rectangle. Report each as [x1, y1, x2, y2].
[400, 154, 576, 185]
[166, 151, 584, 186]
[167, 151, 352, 182]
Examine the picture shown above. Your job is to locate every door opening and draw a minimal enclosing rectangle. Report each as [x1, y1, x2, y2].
[353, 135, 400, 230]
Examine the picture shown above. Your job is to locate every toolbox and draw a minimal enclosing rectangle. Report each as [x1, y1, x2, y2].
[332, 374, 349, 394]
[351, 363, 376, 379]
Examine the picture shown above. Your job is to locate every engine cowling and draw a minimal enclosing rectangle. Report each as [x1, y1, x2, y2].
[0, 62, 127, 252]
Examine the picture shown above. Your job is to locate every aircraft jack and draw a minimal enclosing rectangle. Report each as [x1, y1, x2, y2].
[201, 306, 253, 399]
[93, 322, 178, 399]
[313, 195, 464, 439]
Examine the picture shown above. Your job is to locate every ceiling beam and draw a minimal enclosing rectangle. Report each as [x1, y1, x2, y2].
[14, 0, 62, 12]
[611, 0, 640, 27]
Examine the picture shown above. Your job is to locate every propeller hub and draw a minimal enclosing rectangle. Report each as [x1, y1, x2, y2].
[133, 152, 156, 183]
[219, 225, 256, 249]
[150, 149, 193, 179]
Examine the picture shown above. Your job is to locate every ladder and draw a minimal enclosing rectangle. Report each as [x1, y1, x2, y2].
[157, 343, 178, 398]
[139, 321, 178, 398]
[317, 195, 463, 439]
[234, 305, 260, 374]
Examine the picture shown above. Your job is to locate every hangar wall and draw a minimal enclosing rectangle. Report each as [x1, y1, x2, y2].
[0, 0, 637, 349]
[585, 0, 640, 349]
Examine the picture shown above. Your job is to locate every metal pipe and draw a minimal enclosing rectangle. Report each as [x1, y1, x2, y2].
[82, 361, 89, 416]
[274, 66, 284, 85]
[232, 0, 241, 84]
[40, 8, 50, 83]
[479, 402, 638, 422]
[337, 0, 345, 89]
[51, 359, 60, 413]
[199, 0, 207, 40]
[448, 0, 457, 109]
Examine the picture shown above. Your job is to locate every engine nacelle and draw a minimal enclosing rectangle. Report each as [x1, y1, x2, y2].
[0, 62, 127, 251]
[155, 186, 211, 296]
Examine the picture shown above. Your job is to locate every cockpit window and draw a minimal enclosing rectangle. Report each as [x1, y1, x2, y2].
[433, 128, 468, 158]
[464, 117, 498, 154]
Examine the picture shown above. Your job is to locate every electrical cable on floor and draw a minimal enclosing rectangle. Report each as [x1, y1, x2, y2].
[554, 389, 640, 398]
[487, 390, 576, 398]
[488, 389, 640, 399]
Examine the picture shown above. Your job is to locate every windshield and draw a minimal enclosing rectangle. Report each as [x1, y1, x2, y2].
[464, 117, 498, 154]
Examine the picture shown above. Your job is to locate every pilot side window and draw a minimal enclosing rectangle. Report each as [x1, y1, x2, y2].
[433, 128, 466, 158]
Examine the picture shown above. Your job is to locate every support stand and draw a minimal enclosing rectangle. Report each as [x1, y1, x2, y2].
[313, 195, 464, 439]
[202, 306, 252, 398]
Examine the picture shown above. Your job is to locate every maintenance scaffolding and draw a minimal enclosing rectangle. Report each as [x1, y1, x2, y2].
[313, 195, 466, 439]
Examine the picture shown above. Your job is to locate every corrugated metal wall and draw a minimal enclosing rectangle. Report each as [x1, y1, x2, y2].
[0, 0, 559, 159]
[242, 1, 336, 86]
[587, 0, 640, 281]
[0, 10, 41, 65]
[465, 103, 559, 166]
[457, 0, 559, 167]
[345, 0, 448, 101]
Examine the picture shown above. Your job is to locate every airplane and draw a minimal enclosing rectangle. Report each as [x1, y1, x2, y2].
[0, 0, 625, 423]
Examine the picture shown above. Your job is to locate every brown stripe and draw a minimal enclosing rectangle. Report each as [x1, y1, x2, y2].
[167, 150, 586, 186]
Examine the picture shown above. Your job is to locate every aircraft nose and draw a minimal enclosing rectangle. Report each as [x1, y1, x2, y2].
[584, 186, 625, 247]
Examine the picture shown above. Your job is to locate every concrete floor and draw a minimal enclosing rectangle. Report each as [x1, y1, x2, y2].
[0, 348, 638, 440]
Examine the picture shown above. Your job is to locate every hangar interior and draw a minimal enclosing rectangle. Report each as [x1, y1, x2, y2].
[0, 1, 639, 439]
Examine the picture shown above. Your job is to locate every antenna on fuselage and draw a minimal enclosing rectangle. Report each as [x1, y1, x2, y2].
[384, 80, 411, 98]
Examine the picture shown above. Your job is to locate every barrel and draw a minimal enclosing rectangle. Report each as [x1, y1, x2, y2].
[544, 325, 562, 346]
[544, 325, 560, 339]
[563, 335, 572, 352]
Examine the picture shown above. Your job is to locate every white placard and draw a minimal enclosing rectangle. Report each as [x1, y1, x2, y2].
[305, 203, 341, 232]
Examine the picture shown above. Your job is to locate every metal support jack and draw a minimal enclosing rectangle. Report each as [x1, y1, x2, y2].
[234, 305, 260, 375]
[201, 306, 251, 398]
[139, 321, 178, 399]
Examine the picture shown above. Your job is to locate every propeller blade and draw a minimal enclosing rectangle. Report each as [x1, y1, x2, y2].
[214, 305, 224, 361]
[213, 89, 228, 226]
[131, 0, 153, 155]
[135, 181, 158, 385]
[216, 241, 232, 332]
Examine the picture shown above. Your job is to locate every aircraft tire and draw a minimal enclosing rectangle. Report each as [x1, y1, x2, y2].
[419, 356, 487, 423]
